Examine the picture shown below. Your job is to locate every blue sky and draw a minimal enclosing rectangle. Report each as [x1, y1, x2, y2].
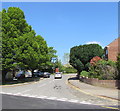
[2, 2, 118, 63]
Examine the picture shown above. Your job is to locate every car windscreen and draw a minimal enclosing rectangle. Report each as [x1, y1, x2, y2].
[56, 73, 61, 74]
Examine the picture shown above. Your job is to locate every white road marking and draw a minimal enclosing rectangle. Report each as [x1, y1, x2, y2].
[12, 93, 22, 96]
[27, 95, 38, 98]
[46, 97, 57, 100]
[80, 101, 91, 104]
[1, 91, 93, 105]
[68, 99, 79, 103]
[4, 92, 13, 95]
[22, 94, 33, 97]
[59, 98, 68, 101]
[0, 91, 4, 94]
[56, 98, 68, 101]
[37, 96, 47, 99]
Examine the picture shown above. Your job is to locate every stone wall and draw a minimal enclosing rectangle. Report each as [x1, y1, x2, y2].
[80, 76, 120, 89]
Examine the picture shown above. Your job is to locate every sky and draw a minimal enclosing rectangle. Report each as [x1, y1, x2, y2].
[2, 2, 118, 63]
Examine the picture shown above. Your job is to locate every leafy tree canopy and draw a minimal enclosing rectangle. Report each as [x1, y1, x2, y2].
[2, 7, 57, 79]
[69, 44, 104, 74]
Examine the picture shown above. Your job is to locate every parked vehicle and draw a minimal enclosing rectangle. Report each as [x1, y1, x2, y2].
[5, 71, 14, 80]
[15, 71, 25, 80]
[43, 72, 51, 78]
[33, 71, 44, 77]
[25, 70, 32, 78]
[54, 72, 62, 79]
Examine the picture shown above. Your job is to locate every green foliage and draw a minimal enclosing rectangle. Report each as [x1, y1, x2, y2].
[51, 58, 77, 73]
[14, 32, 49, 72]
[116, 54, 120, 79]
[2, 7, 57, 80]
[80, 71, 90, 77]
[41, 47, 57, 73]
[55, 60, 63, 71]
[69, 44, 104, 74]
[2, 7, 32, 73]
[96, 59, 116, 67]
[0, 11, 2, 71]
[89, 60, 118, 80]
[84, 62, 90, 71]
[64, 67, 77, 73]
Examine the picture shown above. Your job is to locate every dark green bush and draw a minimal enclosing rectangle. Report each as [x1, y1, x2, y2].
[116, 54, 120, 80]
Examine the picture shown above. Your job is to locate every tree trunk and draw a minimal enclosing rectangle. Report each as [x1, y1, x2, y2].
[77, 71, 80, 79]
[2, 70, 8, 84]
[31, 69, 34, 77]
[12, 69, 16, 78]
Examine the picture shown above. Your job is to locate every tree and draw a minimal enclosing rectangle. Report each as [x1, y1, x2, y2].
[2, 7, 58, 82]
[14, 33, 49, 74]
[44, 47, 57, 73]
[2, 7, 56, 80]
[69, 44, 104, 75]
[55, 60, 64, 72]
[63, 53, 70, 65]
[2, 7, 32, 80]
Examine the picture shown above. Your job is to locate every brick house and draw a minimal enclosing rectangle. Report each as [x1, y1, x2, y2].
[104, 37, 120, 61]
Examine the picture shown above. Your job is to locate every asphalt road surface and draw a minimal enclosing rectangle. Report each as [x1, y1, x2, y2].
[2, 94, 105, 109]
[1, 74, 118, 110]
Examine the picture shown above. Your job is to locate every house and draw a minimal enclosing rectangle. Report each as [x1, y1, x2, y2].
[104, 37, 120, 61]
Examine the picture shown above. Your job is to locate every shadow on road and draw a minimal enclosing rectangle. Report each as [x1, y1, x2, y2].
[68, 76, 78, 81]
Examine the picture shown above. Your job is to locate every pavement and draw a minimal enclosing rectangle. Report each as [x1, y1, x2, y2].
[68, 76, 120, 102]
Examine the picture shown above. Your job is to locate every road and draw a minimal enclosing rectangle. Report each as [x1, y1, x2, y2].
[1, 74, 118, 110]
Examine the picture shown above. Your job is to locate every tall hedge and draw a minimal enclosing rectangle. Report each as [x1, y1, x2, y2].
[69, 44, 104, 75]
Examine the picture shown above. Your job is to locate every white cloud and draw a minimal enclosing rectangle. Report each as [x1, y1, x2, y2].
[85, 41, 105, 48]
[85, 41, 101, 45]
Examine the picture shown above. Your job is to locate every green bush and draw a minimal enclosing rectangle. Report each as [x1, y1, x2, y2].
[64, 67, 77, 73]
[89, 60, 118, 80]
[97, 60, 116, 67]
[80, 71, 90, 77]
[117, 54, 120, 80]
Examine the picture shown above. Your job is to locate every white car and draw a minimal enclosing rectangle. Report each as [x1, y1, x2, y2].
[54, 72, 62, 79]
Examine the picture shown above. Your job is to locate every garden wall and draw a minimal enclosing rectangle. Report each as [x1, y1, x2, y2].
[79, 76, 120, 89]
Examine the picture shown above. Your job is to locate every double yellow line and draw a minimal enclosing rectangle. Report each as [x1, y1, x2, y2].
[66, 76, 119, 110]
[101, 106, 119, 110]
